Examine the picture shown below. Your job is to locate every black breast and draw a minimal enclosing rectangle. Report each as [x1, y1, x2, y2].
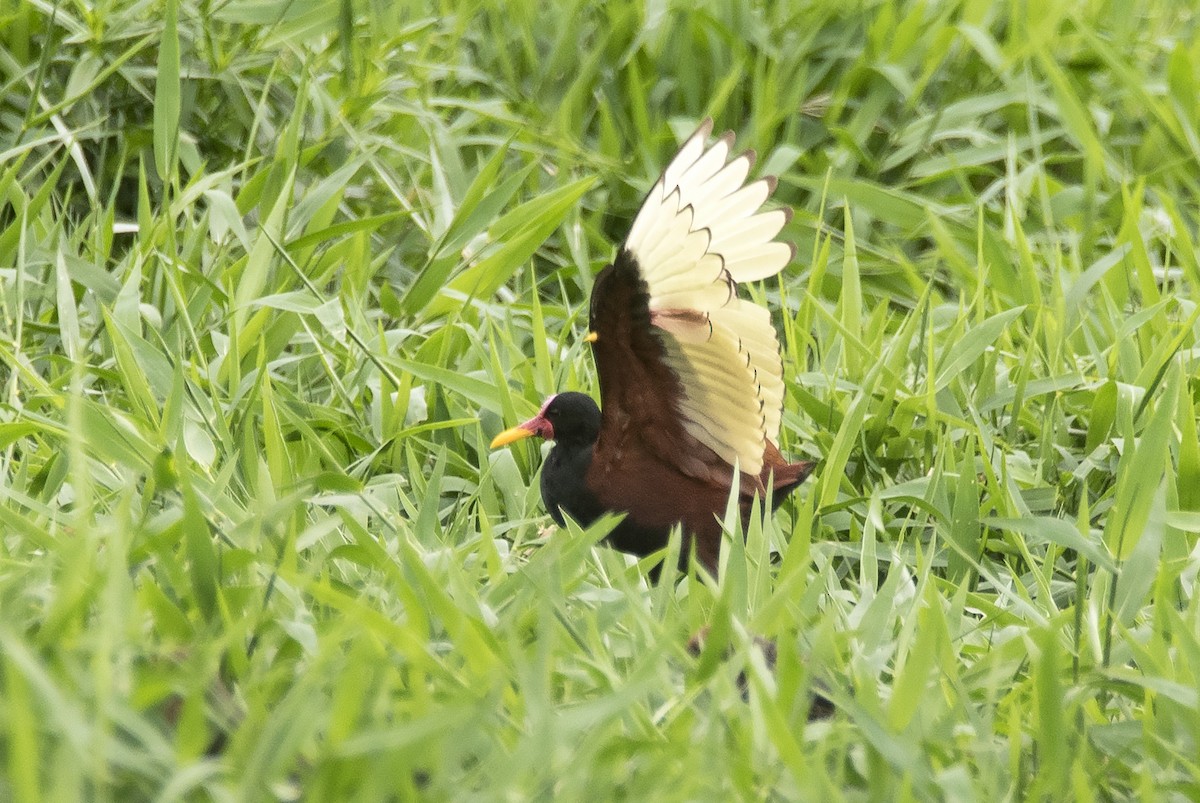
[540, 441, 603, 528]
[541, 440, 675, 564]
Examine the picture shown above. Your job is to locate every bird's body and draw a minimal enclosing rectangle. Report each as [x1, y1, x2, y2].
[492, 121, 814, 574]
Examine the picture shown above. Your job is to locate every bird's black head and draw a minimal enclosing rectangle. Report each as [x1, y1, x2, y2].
[538, 392, 601, 446]
[490, 391, 600, 450]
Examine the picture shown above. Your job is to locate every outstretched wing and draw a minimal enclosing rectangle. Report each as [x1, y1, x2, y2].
[589, 120, 794, 478]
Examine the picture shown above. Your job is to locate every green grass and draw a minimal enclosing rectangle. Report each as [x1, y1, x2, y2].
[2, 0, 1199, 798]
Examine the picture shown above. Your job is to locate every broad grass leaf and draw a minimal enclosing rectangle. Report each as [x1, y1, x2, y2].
[1103, 366, 1178, 560]
[934, 306, 1025, 391]
[152, 0, 180, 181]
[987, 517, 1114, 571]
[426, 176, 597, 319]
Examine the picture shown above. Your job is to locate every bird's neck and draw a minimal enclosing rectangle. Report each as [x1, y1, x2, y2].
[547, 437, 595, 469]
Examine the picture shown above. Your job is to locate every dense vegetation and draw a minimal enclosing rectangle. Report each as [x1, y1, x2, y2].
[1, 0, 1198, 798]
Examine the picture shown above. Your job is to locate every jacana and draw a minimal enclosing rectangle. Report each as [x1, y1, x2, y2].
[492, 120, 814, 575]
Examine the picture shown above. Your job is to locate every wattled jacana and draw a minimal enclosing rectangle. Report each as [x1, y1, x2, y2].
[492, 120, 814, 574]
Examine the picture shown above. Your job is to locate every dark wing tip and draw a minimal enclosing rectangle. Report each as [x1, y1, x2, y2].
[663, 184, 684, 211]
[762, 175, 778, 195]
[785, 241, 798, 263]
[693, 118, 715, 140]
[741, 149, 758, 172]
[678, 204, 701, 236]
[780, 206, 794, 225]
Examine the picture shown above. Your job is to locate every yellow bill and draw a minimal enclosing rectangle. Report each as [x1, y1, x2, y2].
[490, 424, 536, 449]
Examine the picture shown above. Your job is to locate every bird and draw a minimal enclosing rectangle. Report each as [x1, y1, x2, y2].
[491, 119, 814, 575]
